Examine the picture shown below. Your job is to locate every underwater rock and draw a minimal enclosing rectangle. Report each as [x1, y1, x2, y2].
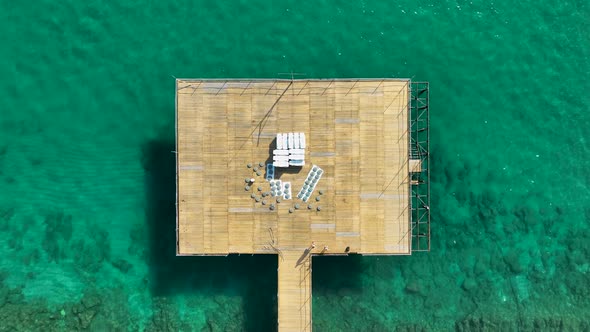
[146, 297, 179, 332]
[71, 239, 105, 273]
[93, 229, 112, 261]
[511, 275, 530, 303]
[0, 207, 15, 221]
[474, 259, 488, 276]
[338, 295, 353, 308]
[455, 317, 515, 331]
[75, 306, 99, 330]
[0, 291, 7, 309]
[42, 211, 76, 262]
[205, 317, 219, 332]
[404, 280, 423, 295]
[0, 290, 60, 331]
[5, 287, 24, 305]
[394, 324, 428, 332]
[42, 236, 66, 262]
[462, 278, 477, 292]
[455, 317, 484, 331]
[81, 311, 98, 329]
[456, 315, 590, 332]
[71, 228, 111, 273]
[7, 237, 23, 250]
[128, 222, 149, 259]
[433, 274, 451, 289]
[0, 207, 15, 232]
[503, 249, 530, 274]
[81, 293, 101, 310]
[213, 295, 226, 306]
[29, 157, 42, 166]
[489, 249, 509, 274]
[112, 259, 133, 273]
[43, 211, 73, 242]
[564, 272, 590, 299]
[513, 205, 540, 229]
[407, 261, 429, 279]
[523, 316, 590, 331]
[23, 249, 41, 266]
[423, 291, 446, 312]
[532, 317, 564, 330]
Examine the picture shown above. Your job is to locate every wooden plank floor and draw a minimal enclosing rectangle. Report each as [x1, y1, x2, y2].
[176, 79, 411, 331]
[278, 251, 312, 332]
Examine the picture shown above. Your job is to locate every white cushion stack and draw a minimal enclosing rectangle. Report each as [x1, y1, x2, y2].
[270, 180, 283, 197]
[273, 132, 306, 167]
[282, 182, 292, 200]
[297, 165, 323, 202]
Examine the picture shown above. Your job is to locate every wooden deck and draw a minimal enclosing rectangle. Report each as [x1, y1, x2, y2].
[278, 251, 312, 331]
[175, 79, 411, 331]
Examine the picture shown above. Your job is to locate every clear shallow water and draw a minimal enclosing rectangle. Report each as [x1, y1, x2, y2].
[1, 0, 589, 330]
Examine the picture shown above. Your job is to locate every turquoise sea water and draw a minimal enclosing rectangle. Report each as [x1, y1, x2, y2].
[1, 0, 589, 330]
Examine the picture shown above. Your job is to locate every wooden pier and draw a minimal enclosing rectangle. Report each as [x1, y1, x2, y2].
[176, 79, 413, 331]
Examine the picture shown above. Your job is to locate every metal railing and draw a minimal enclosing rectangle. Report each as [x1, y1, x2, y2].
[409, 82, 430, 252]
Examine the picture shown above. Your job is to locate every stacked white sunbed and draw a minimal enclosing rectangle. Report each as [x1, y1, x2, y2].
[273, 132, 306, 168]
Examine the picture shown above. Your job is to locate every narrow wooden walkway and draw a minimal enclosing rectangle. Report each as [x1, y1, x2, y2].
[278, 251, 312, 332]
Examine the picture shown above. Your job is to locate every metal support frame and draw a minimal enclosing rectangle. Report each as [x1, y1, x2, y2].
[409, 82, 430, 252]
